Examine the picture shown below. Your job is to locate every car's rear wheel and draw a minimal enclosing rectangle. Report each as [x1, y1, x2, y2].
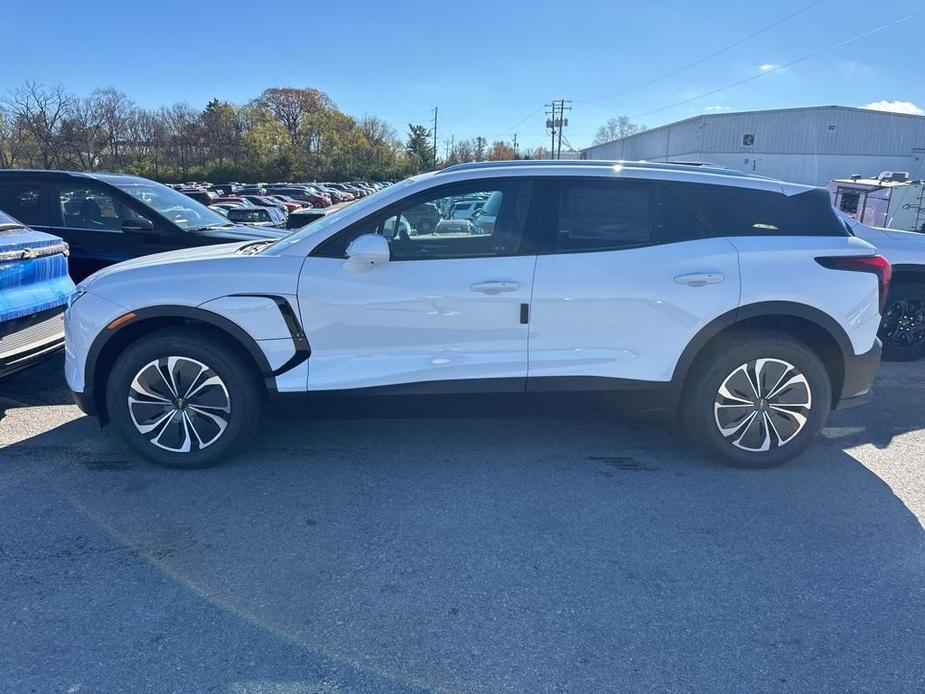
[879, 282, 925, 361]
[681, 331, 832, 468]
[105, 328, 264, 469]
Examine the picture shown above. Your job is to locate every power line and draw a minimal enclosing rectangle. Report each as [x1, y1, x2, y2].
[577, 0, 827, 105]
[621, 12, 919, 122]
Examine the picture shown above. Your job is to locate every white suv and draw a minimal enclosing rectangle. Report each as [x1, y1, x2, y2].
[65, 161, 889, 469]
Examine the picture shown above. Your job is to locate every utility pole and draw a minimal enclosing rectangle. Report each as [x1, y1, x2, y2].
[431, 106, 438, 169]
[546, 101, 557, 160]
[512, 133, 518, 157]
[546, 99, 572, 159]
[557, 100, 572, 160]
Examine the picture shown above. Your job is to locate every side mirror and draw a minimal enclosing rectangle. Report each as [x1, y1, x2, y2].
[122, 217, 156, 234]
[344, 233, 389, 272]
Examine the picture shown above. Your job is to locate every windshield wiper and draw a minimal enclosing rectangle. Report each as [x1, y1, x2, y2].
[236, 239, 275, 255]
[189, 223, 234, 232]
[0, 223, 26, 232]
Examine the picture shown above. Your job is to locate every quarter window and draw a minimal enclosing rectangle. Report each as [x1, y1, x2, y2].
[668, 184, 847, 237]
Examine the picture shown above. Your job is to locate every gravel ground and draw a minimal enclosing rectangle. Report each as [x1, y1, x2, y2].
[1, 355, 923, 694]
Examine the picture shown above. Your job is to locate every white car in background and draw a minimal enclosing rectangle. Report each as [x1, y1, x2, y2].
[839, 212, 925, 361]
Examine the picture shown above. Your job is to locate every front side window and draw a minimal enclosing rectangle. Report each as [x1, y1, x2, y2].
[0, 184, 46, 227]
[57, 184, 143, 232]
[315, 181, 533, 260]
[98, 176, 230, 232]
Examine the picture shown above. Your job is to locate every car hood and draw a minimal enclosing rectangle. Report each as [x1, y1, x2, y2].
[0, 226, 68, 255]
[81, 240, 252, 286]
[192, 224, 289, 241]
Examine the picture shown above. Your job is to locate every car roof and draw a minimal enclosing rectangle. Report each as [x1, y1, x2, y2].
[0, 169, 155, 185]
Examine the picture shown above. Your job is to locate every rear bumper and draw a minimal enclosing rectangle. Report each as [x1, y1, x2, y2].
[835, 339, 881, 410]
[0, 307, 66, 379]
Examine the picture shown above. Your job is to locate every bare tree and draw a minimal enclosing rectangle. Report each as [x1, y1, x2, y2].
[59, 95, 108, 170]
[474, 136, 486, 162]
[454, 139, 475, 163]
[93, 87, 134, 168]
[0, 105, 34, 168]
[6, 82, 73, 168]
[161, 103, 201, 179]
[592, 116, 647, 145]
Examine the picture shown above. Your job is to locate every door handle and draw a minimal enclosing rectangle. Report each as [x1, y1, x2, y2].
[674, 272, 725, 287]
[470, 281, 521, 294]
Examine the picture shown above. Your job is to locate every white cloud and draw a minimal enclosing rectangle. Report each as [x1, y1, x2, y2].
[704, 105, 730, 112]
[861, 100, 924, 115]
[758, 63, 780, 72]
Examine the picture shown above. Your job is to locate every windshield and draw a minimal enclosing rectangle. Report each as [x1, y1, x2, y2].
[106, 178, 231, 231]
[269, 179, 411, 251]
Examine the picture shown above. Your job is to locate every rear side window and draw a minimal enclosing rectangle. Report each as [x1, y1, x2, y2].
[668, 183, 848, 237]
[0, 184, 47, 226]
[554, 179, 706, 252]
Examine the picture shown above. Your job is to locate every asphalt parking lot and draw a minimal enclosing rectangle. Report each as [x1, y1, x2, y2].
[1, 356, 924, 694]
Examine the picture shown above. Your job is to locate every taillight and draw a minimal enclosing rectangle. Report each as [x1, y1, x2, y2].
[816, 255, 892, 312]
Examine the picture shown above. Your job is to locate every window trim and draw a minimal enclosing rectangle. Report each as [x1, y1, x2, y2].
[310, 177, 541, 261]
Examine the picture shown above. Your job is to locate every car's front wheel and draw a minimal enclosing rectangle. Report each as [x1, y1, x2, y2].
[681, 331, 832, 468]
[105, 328, 264, 468]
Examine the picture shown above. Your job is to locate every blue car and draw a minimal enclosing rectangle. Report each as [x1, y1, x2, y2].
[0, 210, 75, 378]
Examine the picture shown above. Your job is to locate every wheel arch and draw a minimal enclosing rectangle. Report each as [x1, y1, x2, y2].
[673, 302, 853, 406]
[85, 305, 276, 424]
[888, 264, 925, 287]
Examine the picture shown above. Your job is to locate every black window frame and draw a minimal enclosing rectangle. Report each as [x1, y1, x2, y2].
[311, 177, 544, 261]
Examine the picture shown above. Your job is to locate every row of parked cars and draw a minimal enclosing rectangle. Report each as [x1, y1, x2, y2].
[2, 162, 925, 472]
[173, 180, 392, 230]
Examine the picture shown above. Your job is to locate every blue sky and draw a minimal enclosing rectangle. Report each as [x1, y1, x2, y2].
[3, 0, 922, 150]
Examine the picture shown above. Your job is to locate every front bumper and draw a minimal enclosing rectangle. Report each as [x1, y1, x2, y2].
[835, 338, 882, 410]
[0, 307, 66, 379]
[71, 388, 98, 417]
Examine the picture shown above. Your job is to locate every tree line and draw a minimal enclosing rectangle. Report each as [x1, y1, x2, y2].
[0, 82, 550, 183]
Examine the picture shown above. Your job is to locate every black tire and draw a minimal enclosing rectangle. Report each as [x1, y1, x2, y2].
[105, 328, 264, 469]
[879, 282, 925, 362]
[681, 330, 832, 468]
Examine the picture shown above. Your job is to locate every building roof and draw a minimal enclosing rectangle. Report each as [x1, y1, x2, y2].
[583, 105, 925, 152]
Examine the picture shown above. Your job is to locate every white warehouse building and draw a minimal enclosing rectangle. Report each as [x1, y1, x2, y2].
[580, 106, 925, 186]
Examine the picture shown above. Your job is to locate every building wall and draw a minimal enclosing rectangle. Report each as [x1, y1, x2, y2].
[581, 107, 925, 186]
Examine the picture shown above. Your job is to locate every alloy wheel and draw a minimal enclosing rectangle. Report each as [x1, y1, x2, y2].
[881, 298, 925, 349]
[128, 357, 231, 453]
[713, 358, 812, 452]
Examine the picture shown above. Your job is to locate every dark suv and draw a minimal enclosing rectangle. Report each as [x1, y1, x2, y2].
[0, 170, 288, 280]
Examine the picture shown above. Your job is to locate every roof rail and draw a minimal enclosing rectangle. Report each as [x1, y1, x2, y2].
[435, 158, 773, 181]
[438, 159, 607, 174]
